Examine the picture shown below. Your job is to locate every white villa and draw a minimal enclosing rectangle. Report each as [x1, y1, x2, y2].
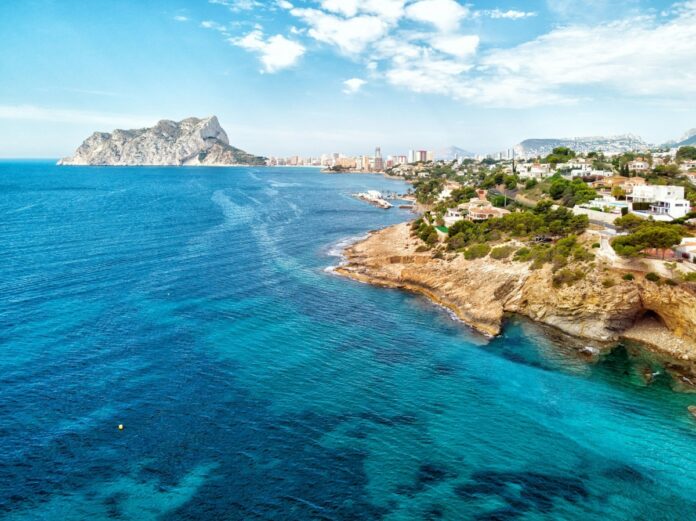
[628, 185, 691, 220]
[681, 160, 696, 172]
[675, 238, 696, 263]
[517, 163, 551, 179]
[565, 158, 591, 170]
[444, 206, 465, 227]
[627, 160, 650, 173]
[443, 190, 510, 226]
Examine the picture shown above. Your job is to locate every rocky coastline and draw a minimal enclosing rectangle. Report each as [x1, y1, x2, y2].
[336, 222, 696, 382]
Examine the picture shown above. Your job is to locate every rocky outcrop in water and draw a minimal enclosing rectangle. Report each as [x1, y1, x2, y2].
[58, 116, 266, 166]
[336, 223, 696, 363]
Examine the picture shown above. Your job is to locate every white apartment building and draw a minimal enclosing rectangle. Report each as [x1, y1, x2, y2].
[408, 150, 433, 163]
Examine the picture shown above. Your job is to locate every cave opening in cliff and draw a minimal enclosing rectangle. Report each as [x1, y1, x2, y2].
[635, 309, 666, 327]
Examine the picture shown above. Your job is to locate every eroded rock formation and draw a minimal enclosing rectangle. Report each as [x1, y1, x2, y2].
[336, 223, 696, 362]
[58, 116, 265, 166]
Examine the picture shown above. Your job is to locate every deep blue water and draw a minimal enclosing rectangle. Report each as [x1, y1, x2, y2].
[2, 162, 696, 520]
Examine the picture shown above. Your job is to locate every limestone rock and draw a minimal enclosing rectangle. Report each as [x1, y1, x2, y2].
[58, 116, 265, 166]
[336, 222, 696, 362]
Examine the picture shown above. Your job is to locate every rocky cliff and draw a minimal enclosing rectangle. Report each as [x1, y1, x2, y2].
[58, 116, 266, 166]
[336, 223, 696, 364]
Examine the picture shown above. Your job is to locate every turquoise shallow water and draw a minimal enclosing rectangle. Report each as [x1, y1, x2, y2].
[2, 162, 696, 520]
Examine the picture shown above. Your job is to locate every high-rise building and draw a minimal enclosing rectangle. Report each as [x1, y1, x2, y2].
[374, 146, 384, 172]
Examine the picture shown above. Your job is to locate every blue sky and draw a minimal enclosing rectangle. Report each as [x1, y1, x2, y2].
[1, 0, 695, 157]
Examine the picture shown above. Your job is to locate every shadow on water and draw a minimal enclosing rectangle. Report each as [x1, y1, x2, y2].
[1, 343, 387, 520]
[455, 470, 589, 520]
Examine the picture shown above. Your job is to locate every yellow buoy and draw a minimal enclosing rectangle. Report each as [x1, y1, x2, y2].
[118, 424, 124, 430]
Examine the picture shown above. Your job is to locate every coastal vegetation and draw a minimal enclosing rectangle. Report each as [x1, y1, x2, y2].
[411, 219, 439, 246]
[411, 201, 595, 278]
[444, 201, 588, 250]
[612, 215, 688, 258]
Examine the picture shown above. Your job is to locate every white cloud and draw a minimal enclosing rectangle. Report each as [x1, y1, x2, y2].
[209, 0, 696, 108]
[319, 0, 405, 20]
[486, 9, 536, 19]
[200, 20, 228, 33]
[290, 8, 391, 54]
[0, 105, 154, 128]
[385, 50, 474, 96]
[405, 0, 469, 32]
[64, 88, 122, 97]
[343, 78, 367, 93]
[481, 7, 696, 103]
[209, 0, 264, 11]
[173, 15, 189, 22]
[429, 34, 479, 58]
[230, 29, 305, 72]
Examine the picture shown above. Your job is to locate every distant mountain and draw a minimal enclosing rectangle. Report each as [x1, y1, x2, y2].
[514, 134, 650, 159]
[675, 128, 696, 147]
[58, 116, 266, 166]
[436, 146, 475, 161]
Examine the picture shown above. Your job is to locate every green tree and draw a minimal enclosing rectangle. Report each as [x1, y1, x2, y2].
[676, 146, 696, 161]
[612, 224, 684, 258]
[504, 175, 518, 190]
[613, 213, 644, 232]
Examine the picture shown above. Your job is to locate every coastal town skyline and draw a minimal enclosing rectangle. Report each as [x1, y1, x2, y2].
[2, 0, 696, 158]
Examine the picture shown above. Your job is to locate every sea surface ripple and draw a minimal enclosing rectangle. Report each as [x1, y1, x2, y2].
[2, 162, 696, 520]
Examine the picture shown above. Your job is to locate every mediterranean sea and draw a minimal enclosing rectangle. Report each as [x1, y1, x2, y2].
[2, 161, 696, 520]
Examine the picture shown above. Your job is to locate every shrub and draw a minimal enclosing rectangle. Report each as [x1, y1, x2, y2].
[552, 254, 568, 271]
[645, 272, 660, 283]
[592, 242, 600, 248]
[622, 273, 635, 281]
[665, 279, 678, 286]
[464, 243, 491, 260]
[602, 278, 616, 288]
[572, 245, 595, 262]
[684, 272, 696, 282]
[514, 247, 531, 261]
[491, 245, 515, 260]
[415, 245, 430, 252]
[425, 230, 439, 245]
[553, 268, 585, 287]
